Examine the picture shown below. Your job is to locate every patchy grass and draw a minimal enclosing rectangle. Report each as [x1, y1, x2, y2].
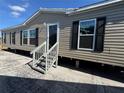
[0, 45, 2, 49]
[0, 45, 8, 50]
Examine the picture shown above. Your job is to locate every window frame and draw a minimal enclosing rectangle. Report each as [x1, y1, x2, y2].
[77, 19, 97, 51]
[10, 32, 11, 44]
[3, 32, 6, 44]
[29, 29, 37, 45]
[22, 30, 29, 45]
[22, 28, 36, 46]
[11, 32, 16, 45]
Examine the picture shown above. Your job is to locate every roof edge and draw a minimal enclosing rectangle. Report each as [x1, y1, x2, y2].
[67, 0, 123, 14]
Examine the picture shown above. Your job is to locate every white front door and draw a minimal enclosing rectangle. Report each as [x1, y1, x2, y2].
[47, 23, 59, 51]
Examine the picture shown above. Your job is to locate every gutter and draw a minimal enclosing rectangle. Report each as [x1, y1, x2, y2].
[66, 0, 123, 15]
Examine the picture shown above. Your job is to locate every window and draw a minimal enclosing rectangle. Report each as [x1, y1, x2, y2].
[2, 32, 6, 44]
[10, 32, 11, 44]
[23, 31, 28, 44]
[78, 19, 96, 50]
[12, 32, 16, 44]
[29, 29, 36, 45]
[22, 28, 37, 45]
[71, 17, 106, 52]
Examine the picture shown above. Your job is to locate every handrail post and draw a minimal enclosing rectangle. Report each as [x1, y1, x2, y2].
[33, 52, 35, 67]
[45, 43, 47, 73]
[55, 42, 58, 68]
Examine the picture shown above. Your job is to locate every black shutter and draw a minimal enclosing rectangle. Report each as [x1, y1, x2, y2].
[94, 17, 106, 52]
[4, 33, 6, 44]
[10, 32, 11, 44]
[14, 32, 16, 44]
[71, 21, 79, 49]
[20, 31, 22, 45]
[35, 28, 39, 46]
[2, 32, 3, 44]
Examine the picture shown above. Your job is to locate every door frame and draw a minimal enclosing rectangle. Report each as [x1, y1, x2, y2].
[46, 23, 60, 51]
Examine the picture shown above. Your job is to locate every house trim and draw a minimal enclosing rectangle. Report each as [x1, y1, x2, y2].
[67, 0, 122, 15]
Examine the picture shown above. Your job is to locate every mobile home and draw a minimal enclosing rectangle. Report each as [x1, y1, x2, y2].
[1, 0, 124, 73]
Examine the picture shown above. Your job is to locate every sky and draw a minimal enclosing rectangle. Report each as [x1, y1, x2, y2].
[0, 0, 104, 36]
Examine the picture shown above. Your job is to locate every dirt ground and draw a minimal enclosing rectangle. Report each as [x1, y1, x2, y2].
[0, 50, 124, 93]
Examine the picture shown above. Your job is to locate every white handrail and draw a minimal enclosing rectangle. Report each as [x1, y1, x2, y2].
[47, 42, 58, 55]
[30, 41, 46, 54]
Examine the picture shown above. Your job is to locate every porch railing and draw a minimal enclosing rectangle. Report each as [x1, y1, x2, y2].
[30, 41, 46, 67]
[30, 41, 58, 74]
[46, 42, 58, 71]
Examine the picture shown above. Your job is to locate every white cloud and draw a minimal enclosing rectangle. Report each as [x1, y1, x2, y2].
[22, 3, 29, 8]
[8, 2, 29, 18]
[11, 11, 21, 18]
[8, 5, 26, 12]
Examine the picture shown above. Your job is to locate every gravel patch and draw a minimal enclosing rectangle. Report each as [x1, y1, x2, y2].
[0, 50, 124, 93]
